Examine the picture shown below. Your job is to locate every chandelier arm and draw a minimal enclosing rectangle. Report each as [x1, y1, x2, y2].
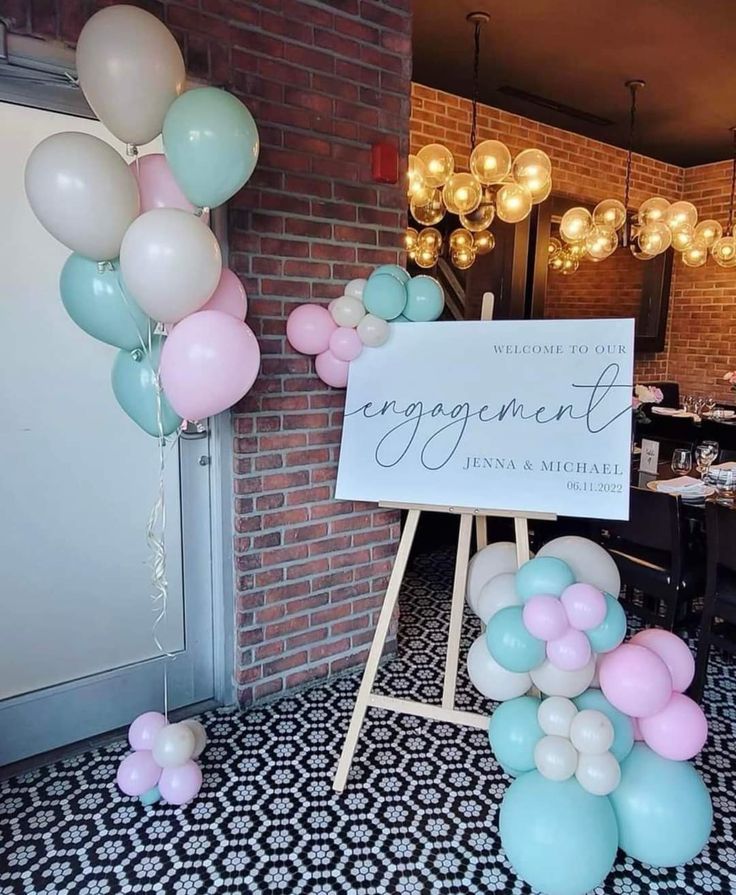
[470, 19, 481, 154]
[623, 82, 639, 211]
[728, 127, 736, 233]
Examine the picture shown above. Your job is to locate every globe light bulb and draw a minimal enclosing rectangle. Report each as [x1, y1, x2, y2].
[512, 148, 552, 198]
[442, 173, 483, 215]
[559, 207, 593, 243]
[460, 202, 495, 232]
[416, 143, 455, 188]
[671, 223, 695, 253]
[637, 221, 672, 256]
[630, 241, 655, 261]
[567, 241, 589, 260]
[695, 219, 723, 247]
[682, 238, 708, 268]
[549, 253, 565, 272]
[404, 227, 418, 252]
[451, 245, 476, 269]
[585, 224, 618, 261]
[548, 237, 562, 256]
[473, 230, 495, 255]
[561, 255, 579, 275]
[418, 227, 442, 252]
[593, 199, 627, 231]
[406, 154, 431, 204]
[415, 246, 438, 269]
[665, 200, 698, 232]
[495, 183, 533, 223]
[410, 191, 445, 226]
[711, 235, 736, 267]
[449, 227, 473, 250]
[638, 196, 670, 226]
[469, 139, 512, 185]
[529, 177, 552, 204]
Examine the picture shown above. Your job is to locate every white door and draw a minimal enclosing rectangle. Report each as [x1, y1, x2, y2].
[0, 101, 220, 765]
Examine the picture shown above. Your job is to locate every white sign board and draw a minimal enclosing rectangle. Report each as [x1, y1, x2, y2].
[336, 319, 634, 520]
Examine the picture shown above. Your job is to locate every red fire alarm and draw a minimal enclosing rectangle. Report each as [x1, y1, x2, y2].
[371, 142, 399, 184]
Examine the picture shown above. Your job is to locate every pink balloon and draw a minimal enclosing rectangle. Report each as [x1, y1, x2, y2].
[158, 760, 203, 806]
[128, 711, 167, 751]
[522, 594, 569, 641]
[599, 643, 673, 718]
[639, 692, 708, 760]
[315, 349, 349, 388]
[130, 153, 207, 221]
[161, 311, 260, 419]
[630, 629, 695, 692]
[560, 583, 607, 631]
[199, 268, 247, 319]
[546, 627, 592, 671]
[116, 750, 162, 796]
[286, 304, 336, 355]
[329, 326, 363, 362]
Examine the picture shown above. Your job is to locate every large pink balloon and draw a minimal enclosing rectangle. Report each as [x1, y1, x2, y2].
[158, 760, 203, 805]
[128, 711, 167, 751]
[160, 310, 260, 419]
[630, 629, 695, 693]
[315, 349, 349, 388]
[116, 750, 162, 796]
[199, 268, 247, 319]
[129, 153, 207, 220]
[639, 692, 708, 760]
[599, 643, 673, 718]
[546, 627, 591, 671]
[286, 304, 336, 355]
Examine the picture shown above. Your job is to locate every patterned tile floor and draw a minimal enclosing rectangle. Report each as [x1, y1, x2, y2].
[1, 548, 735, 894]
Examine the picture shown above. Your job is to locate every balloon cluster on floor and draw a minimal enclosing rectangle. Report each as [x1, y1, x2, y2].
[285, 265, 444, 388]
[116, 712, 207, 806]
[466, 536, 712, 895]
[24, 5, 261, 433]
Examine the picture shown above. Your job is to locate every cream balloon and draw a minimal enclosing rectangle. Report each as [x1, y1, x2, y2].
[120, 208, 222, 324]
[466, 542, 518, 614]
[537, 696, 578, 738]
[25, 132, 139, 261]
[151, 722, 196, 768]
[180, 719, 207, 759]
[570, 709, 614, 755]
[76, 5, 186, 146]
[466, 635, 532, 702]
[537, 536, 621, 598]
[530, 655, 596, 698]
[476, 572, 521, 625]
[534, 735, 578, 781]
[330, 295, 366, 328]
[575, 751, 621, 796]
[357, 313, 390, 347]
[344, 278, 368, 300]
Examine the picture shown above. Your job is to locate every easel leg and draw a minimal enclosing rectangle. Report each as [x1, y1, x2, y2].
[514, 517, 530, 566]
[332, 508, 421, 792]
[474, 514, 487, 550]
[442, 513, 474, 710]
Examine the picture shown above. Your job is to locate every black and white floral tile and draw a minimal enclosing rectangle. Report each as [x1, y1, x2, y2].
[1, 549, 735, 895]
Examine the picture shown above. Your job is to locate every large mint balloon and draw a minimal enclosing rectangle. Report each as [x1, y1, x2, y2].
[60, 254, 150, 350]
[370, 264, 410, 285]
[404, 275, 445, 321]
[486, 605, 545, 672]
[574, 688, 634, 762]
[112, 336, 182, 437]
[362, 273, 407, 321]
[488, 695, 542, 772]
[500, 772, 618, 895]
[610, 743, 712, 867]
[163, 87, 259, 209]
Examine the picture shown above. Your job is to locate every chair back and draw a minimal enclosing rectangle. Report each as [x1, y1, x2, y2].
[705, 502, 736, 577]
[606, 487, 681, 554]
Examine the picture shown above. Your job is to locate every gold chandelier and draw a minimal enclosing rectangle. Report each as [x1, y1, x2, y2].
[405, 12, 553, 271]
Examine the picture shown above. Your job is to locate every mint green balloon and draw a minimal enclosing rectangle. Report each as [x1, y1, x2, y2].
[486, 605, 546, 672]
[370, 264, 410, 284]
[404, 275, 445, 321]
[163, 87, 259, 209]
[574, 688, 634, 762]
[392, 314, 411, 323]
[610, 744, 712, 867]
[586, 592, 627, 653]
[516, 556, 575, 601]
[60, 254, 150, 350]
[362, 273, 407, 321]
[488, 696, 543, 772]
[500, 772, 618, 895]
[112, 336, 181, 437]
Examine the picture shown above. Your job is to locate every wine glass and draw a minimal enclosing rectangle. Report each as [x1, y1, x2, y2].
[681, 394, 693, 413]
[695, 441, 719, 475]
[693, 396, 705, 416]
[714, 468, 736, 503]
[704, 395, 716, 415]
[671, 448, 692, 476]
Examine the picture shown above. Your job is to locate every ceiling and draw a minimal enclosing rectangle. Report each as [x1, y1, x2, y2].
[412, 0, 736, 167]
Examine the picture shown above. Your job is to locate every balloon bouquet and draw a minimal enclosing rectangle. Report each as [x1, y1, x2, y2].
[286, 265, 445, 387]
[467, 536, 713, 895]
[25, 5, 261, 433]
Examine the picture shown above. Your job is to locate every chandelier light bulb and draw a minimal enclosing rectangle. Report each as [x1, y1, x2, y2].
[415, 246, 438, 269]
[593, 199, 627, 231]
[682, 238, 708, 268]
[559, 207, 593, 244]
[638, 196, 670, 226]
[549, 252, 565, 272]
[585, 224, 619, 261]
[695, 219, 723, 247]
[548, 237, 562, 256]
[711, 235, 736, 267]
[630, 241, 655, 261]
[496, 183, 533, 223]
[449, 227, 474, 251]
[451, 245, 476, 269]
[416, 143, 455, 188]
[410, 192, 445, 226]
[418, 227, 442, 252]
[443, 173, 483, 215]
[469, 139, 512, 185]
[460, 202, 495, 232]
[512, 149, 552, 198]
[637, 221, 672, 256]
[665, 200, 698, 232]
[529, 177, 553, 204]
[561, 255, 579, 275]
[671, 223, 695, 253]
[567, 242, 589, 259]
[406, 154, 430, 203]
[404, 227, 419, 252]
[473, 230, 495, 255]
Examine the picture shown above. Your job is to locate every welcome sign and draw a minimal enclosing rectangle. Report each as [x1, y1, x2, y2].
[335, 319, 635, 519]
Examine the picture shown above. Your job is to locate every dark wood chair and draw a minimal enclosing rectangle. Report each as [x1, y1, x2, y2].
[597, 488, 703, 630]
[690, 502, 736, 702]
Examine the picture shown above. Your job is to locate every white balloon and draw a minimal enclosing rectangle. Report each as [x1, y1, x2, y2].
[534, 734, 578, 781]
[152, 722, 196, 768]
[575, 751, 621, 796]
[537, 696, 578, 738]
[476, 572, 521, 624]
[569, 709, 614, 755]
[357, 313, 390, 347]
[180, 719, 207, 759]
[330, 295, 365, 328]
[467, 635, 531, 702]
[537, 536, 621, 598]
[530, 655, 596, 698]
[120, 208, 222, 323]
[466, 542, 518, 614]
[344, 278, 368, 299]
[25, 132, 139, 261]
[76, 6, 186, 146]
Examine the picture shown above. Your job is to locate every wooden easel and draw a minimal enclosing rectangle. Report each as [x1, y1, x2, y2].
[333, 294, 557, 792]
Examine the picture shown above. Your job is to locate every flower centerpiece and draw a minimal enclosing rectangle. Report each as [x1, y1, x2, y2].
[632, 384, 664, 423]
[722, 370, 736, 392]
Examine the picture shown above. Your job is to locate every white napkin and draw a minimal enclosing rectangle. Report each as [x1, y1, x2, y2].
[656, 476, 708, 497]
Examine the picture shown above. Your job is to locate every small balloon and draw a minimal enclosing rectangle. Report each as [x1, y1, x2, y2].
[560, 583, 607, 630]
[488, 696, 543, 772]
[534, 734, 578, 781]
[599, 644, 673, 718]
[403, 275, 445, 322]
[199, 268, 247, 320]
[530, 655, 596, 699]
[330, 295, 366, 328]
[315, 349, 349, 388]
[139, 785, 162, 807]
[180, 719, 207, 760]
[466, 542, 519, 614]
[546, 628, 592, 672]
[586, 593, 627, 654]
[630, 628, 695, 692]
[574, 689, 634, 763]
[344, 278, 367, 299]
[357, 313, 390, 348]
[152, 722, 196, 769]
[477, 572, 521, 625]
[286, 304, 337, 355]
[158, 760, 203, 806]
[638, 693, 707, 761]
[575, 752, 621, 796]
[362, 274, 407, 321]
[486, 606, 546, 673]
[516, 556, 575, 601]
[467, 635, 532, 702]
[537, 696, 578, 738]
[329, 326, 363, 362]
[569, 709, 614, 755]
[522, 594, 568, 641]
[116, 751, 162, 797]
[128, 712, 168, 752]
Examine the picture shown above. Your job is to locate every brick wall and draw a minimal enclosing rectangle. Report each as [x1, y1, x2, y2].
[6, 0, 410, 703]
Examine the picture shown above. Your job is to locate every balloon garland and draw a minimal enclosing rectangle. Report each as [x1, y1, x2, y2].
[286, 265, 445, 388]
[24, 5, 262, 806]
[467, 536, 713, 895]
